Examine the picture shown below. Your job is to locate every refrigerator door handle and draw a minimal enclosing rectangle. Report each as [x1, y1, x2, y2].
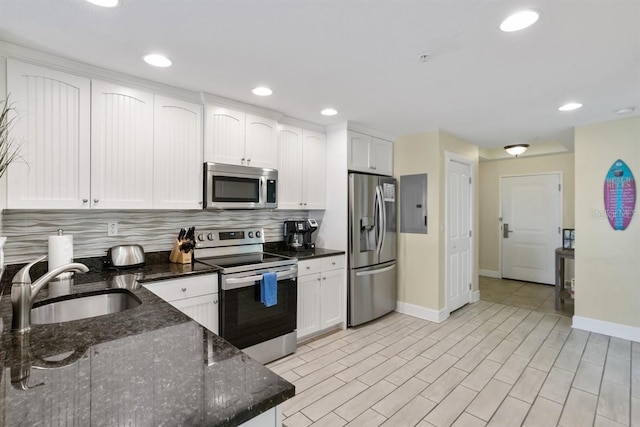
[374, 186, 383, 255]
[355, 264, 396, 276]
[376, 185, 386, 255]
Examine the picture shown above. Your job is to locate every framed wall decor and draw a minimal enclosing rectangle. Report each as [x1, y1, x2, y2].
[563, 228, 575, 249]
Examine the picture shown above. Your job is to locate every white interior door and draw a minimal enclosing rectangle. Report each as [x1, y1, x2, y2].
[447, 158, 472, 313]
[501, 174, 561, 284]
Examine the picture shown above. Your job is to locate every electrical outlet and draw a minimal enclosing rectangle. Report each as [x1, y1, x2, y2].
[108, 222, 118, 236]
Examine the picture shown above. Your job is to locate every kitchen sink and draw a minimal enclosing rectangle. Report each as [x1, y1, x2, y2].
[31, 289, 142, 325]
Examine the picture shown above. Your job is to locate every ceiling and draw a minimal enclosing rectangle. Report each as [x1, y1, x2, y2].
[1, 0, 639, 152]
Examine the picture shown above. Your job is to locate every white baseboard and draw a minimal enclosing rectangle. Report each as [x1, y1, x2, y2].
[572, 316, 640, 343]
[471, 290, 480, 303]
[396, 301, 449, 323]
[479, 269, 500, 278]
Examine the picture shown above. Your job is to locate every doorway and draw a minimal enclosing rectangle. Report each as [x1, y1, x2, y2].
[446, 153, 473, 313]
[500, 173, 562, 285]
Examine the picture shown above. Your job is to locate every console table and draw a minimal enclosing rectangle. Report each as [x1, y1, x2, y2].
[555, 247, 575, 310]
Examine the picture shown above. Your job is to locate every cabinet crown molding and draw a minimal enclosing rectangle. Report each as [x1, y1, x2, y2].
[327, 120, 395, 142]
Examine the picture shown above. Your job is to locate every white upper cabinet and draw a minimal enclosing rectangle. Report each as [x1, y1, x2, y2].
[277, 125, 326, 210]
[347, 130, 393, 176]
[372, 137, 393, 176]
[204, 105, 277, 169]
[153, 96, 203, 209]
[91, 80, 154, 209]
[277, 125, 303, 209]
[203, 105, 245, 165]
[302, 130, 327, 209]
[6, 59, 91, 209]
[347, 132, 372, 173]
[245, 113, 278, 168]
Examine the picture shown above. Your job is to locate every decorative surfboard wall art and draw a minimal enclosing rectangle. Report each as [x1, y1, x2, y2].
[604, 159, 636, 230]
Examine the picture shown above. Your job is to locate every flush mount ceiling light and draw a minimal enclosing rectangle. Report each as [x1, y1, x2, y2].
[504, 144, 529, 157]
[252, 87, 273, 96]
[86, 0, 120, 7]
[321, 108, 338, 116]
[558, 102, 583, 111]
[142, 54, 172, 68]
[500, 10, 540, 32]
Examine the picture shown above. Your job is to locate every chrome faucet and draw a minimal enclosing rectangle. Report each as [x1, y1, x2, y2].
[11, 255, 90, 333]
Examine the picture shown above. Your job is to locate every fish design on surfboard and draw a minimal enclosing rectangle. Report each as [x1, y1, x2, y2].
[604, 159, 636, 230]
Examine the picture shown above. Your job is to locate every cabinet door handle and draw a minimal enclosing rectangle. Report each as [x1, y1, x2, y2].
[181, 287, 187, 292]
[306, 266, 310, 270]
[247, 158, 251, 164]
[317, 278, 321, 281]
[82, 199, 88, 203]
[322, 277, 327, 280]
[241, 158, 245, 164]
[93, 198, 99, 203]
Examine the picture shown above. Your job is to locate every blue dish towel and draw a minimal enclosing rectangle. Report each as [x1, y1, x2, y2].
[260, 272, 278, 307]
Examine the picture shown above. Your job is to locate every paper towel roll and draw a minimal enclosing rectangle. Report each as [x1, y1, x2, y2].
[48, 233, 74, 278]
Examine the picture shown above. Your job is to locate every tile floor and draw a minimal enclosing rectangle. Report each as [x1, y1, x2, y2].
[267, 279, 636, 427]
[479, 276, 574, 317]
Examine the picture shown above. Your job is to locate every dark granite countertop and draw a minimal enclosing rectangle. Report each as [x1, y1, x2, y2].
[264, 243, 345, 261]
[0, 254, 294, 426]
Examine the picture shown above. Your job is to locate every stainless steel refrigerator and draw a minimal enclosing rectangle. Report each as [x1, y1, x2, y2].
[348, 173, 397, 326]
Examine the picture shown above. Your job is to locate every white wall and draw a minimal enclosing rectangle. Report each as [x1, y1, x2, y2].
[394, 130, 479, 319]
[573, 115, 640, 340]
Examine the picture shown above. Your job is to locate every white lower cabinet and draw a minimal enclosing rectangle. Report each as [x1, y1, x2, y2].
[239, 405, 282, 427]
[171, 294, 218, 335]
[143, 274, 219, 334]
[296, 255, 345, 341]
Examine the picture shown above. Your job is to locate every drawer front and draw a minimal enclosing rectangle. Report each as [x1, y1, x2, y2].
[144, 274, 218, 302]
[298, 258, 322, 276]
[322, 255, 345, 271]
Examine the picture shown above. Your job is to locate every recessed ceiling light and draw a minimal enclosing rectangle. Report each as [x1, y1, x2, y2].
[500, 10, 540, 32]
[142, 54, 172, 68]
[86, 0, 120, 7]
[558, 102, 583, 112]
[321, 108, 338, 116]
[615, 107, 635, 115]
[252, 87, 273, 96]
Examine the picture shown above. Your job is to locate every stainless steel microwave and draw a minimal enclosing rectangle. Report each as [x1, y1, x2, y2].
[203, 162, 277, 209]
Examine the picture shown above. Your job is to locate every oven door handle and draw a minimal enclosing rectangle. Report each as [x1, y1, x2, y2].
[222, 268, 297, 290]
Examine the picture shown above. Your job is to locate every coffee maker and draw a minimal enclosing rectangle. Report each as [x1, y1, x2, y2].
[283, 219, 318, 251]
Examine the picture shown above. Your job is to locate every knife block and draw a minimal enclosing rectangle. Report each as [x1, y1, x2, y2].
[169, 240, 192, 264]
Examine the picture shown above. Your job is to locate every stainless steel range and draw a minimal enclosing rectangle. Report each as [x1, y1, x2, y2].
[194, 228, 298, 364]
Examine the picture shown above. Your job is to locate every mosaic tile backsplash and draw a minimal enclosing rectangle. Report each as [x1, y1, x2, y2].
[1, 209, 311, 264]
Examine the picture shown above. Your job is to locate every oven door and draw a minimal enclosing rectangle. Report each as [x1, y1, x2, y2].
[219, 265, 297, 350]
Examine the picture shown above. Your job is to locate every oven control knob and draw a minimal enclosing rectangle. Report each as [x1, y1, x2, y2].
[207, 233, 214, 240]
[255, 231, 261, 238]
[248, 231, 254, 238]
[197, 233, 205, 241]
